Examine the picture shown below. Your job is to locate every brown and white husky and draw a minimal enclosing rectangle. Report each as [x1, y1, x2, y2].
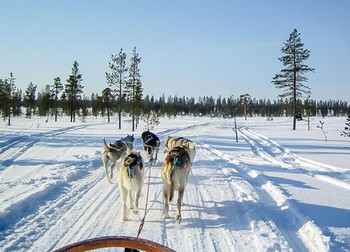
[161, 146, 192, 224]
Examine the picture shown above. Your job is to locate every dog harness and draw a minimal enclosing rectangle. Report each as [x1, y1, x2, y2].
[128, 166, 134, 179]
[173, 156, 182, 166]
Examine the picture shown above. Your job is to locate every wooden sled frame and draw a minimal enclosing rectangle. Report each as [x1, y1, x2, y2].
[53, 236, 175, 252]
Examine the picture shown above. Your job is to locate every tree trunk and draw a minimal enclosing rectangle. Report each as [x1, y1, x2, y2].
[118, 86, 122, 129]
[293, 60, 297, 130]
[55, 98, 58, 122]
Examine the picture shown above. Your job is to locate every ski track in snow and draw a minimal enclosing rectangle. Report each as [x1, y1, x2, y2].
[0, 119, 349, 251]
[238, 127, 350, 190]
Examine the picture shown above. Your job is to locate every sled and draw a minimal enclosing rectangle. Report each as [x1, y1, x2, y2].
[53, 236, 175, 252]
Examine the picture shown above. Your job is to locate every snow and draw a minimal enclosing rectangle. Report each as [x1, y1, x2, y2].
[0, 115, 349, 252]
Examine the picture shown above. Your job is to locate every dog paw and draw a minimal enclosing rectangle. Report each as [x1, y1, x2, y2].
[121, 217, 128, 221]
[162, 213, 169, 219]
[175, 214, 182, 224]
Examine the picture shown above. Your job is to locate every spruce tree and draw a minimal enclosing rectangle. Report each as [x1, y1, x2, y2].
[272, 29, 315, 130]
[65, 61, 83, 122]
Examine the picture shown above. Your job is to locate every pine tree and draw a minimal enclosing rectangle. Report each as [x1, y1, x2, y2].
[91, 93, 103, 118]
[24, 82, 37, 118]
[341, 115, 350, 137]
[126, 47, 143, 131]
[106, 48, 128, 129]
[101, 87, 113, 123]
[0, 79, 6, 116]
[66, 61, 83, 122]
[240, 94, 251, 120]
[142, 110, 160, 130]
[11, 89, 22, 117]
[272, 29, 315, 130]
[52, 77, 63, 122]
[37, 85, 53, 118]
[0, 73, 16, 125]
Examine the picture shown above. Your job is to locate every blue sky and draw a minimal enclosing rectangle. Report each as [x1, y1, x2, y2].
[1, 1, 349, 102]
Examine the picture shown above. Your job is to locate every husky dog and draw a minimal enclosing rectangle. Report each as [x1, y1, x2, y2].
[164, 136, 196, 162]
[141, 130, 160, 163]
[118, 151, 144, 221]
[121, 134, 135, 153]
[102, 138, 128, 182]
[161, 146, 192, 224]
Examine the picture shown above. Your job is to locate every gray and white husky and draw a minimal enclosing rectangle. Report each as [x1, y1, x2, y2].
[102, 135, 134, 183]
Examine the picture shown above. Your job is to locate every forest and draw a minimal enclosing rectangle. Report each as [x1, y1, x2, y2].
[0, 76, 349, 121]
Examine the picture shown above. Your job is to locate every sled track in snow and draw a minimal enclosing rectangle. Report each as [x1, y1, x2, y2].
[238, 127, 350, 191]
[0, 124, 97, 171]
[0, 157, 104, 252]
[198, 140, 330, 252]
[0, 123, 112, 251]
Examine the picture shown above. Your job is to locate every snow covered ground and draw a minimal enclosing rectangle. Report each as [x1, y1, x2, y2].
[0, 115, 349, 252]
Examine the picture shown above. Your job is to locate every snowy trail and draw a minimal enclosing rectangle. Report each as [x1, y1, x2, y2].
[0, 117, 349, 251]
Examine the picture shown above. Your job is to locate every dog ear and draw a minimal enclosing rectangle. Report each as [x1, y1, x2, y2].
[188, 142, 196, 149]
[125, 156, 134, 166]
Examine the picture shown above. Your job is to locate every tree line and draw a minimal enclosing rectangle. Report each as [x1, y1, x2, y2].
[1, 30, 349, 130]
[1, 78, 348, 122]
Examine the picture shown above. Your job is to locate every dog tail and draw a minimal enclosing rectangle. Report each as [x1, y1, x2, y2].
[187, 141, 196, 150]
[103, 138, 109, 152]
